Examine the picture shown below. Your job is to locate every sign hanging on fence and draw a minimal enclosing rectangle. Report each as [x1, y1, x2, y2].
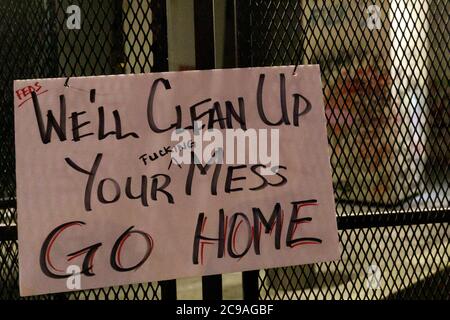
[14, 65, 339, 296]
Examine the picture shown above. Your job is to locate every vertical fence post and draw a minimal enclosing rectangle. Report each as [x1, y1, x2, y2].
[223, 0, 237, 68]
[155, 0, 175, 300]
[160, 280, 177, 300]
[231, 0, 260, 300]
[242, 271, 259, 300]
[194, 0, 216, 70]
[152, 0, 169, 72]
[193, 0, 223, 301]
[235, 0, 251, 68]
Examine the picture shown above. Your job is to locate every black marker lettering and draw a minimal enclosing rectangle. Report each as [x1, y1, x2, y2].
[65, 153, 103, 212]
[147, 78, 181, 133]
[32, 91, 67, 144]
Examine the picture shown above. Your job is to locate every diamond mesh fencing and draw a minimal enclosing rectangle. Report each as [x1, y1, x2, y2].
[236, 0, 449, 299]
[0, 0, 167, 300]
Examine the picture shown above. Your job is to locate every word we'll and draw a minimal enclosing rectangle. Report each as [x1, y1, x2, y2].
[29, 73, 312, 145]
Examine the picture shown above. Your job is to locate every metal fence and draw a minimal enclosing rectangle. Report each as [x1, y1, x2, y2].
[1, 0, 449, 300]
[0, 0, 169, 300]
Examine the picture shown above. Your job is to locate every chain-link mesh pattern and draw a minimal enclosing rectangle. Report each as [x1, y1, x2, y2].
[261, 223, 449, 299]
[237, 0, 449, 299]
[0, 0, 168, 300]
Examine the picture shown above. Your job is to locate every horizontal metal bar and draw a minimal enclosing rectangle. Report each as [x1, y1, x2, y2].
[337, 209, 450, 230]
[0, 226, 17, 241]
[0, 199, 16, 210]
[1, 209, 449, 241]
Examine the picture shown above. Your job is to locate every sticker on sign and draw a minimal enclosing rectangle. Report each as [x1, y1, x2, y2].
[14, 65, 339, 296]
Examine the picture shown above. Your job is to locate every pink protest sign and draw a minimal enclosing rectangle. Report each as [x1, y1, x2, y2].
[14, 65, 339, 296]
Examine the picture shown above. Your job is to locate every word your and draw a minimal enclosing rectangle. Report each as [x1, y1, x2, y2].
[40, 222, 153, 279]
[65, 153, 174, 211]
[193, 199, 322, 265]
[66, 5, 81, 30]
[171, 121, 279, 175]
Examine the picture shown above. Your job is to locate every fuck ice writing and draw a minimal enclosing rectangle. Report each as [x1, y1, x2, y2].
[29, 73, 323, 279]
